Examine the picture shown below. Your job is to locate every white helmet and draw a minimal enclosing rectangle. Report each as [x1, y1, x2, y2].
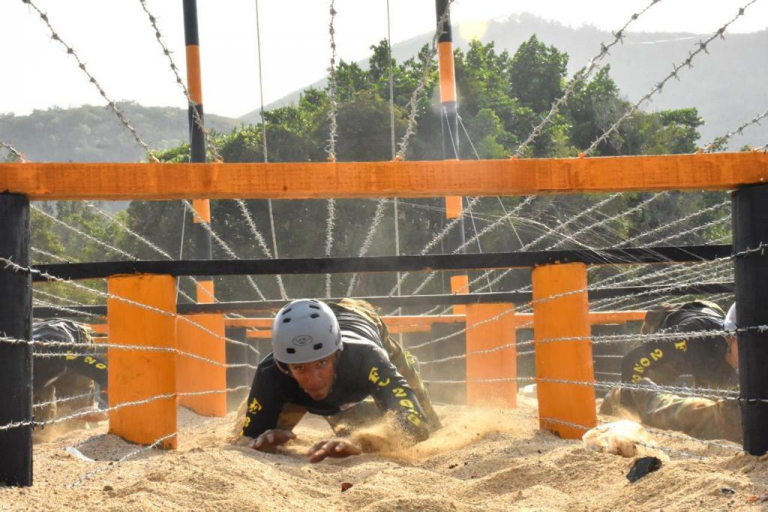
[724, 303, 737, 332]
[272, 299, 341, 364]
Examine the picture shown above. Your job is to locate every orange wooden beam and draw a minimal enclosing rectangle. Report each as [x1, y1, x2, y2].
[2, 153, 766, 200]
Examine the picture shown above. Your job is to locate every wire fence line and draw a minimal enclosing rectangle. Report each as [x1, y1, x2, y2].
[704, 107, 768, 152]
[584, 0, 760, 156]
[0, 137, 28, 162]
[182, 200, 268, 301]
[514, 0, 665, 156]
[21, 0, 159, 162]
[1, 257, 257, 354]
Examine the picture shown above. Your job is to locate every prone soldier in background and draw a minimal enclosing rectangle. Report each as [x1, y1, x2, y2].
[601, 302, 742, 443]
[33, 319, 108, 426]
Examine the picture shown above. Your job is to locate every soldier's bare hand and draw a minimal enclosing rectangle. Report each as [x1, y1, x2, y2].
[307, 438, 362, 463]
[249, 429, 296, 452]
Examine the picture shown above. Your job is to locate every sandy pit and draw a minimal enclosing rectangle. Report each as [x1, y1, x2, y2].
[2, 400, 767, 511]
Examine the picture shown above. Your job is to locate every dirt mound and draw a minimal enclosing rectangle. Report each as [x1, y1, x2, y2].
[2, 403, 766, 511]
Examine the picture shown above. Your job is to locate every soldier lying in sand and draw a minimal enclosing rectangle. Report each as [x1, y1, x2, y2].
[601, 303, 741, 443]
[33, 319, 109, 425]
[237, 299, 441, 462]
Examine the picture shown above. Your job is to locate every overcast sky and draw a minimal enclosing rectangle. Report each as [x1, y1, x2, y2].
[2, 0, 767, 119]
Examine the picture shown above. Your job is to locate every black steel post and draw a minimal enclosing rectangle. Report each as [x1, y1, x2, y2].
[182, 0, 214, 303]
[0, 193, 32, 486]
[732, 184, 768, 455]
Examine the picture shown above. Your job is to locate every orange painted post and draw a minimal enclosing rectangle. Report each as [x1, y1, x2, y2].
[176, 314, 227, 417]
[107, 275, 177, 449]
[532, 263, 596, 439]
[450, 275, 469, 315]
[465, 303, 517, 408]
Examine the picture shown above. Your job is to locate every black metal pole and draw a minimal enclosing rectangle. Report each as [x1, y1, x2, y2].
[732, 184, 768, 455]
[0, 193, 33, 486]
[183, 0, 214, 303]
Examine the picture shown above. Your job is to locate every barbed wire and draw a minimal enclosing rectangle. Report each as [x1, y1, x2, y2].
[81, 201, 209, 304]
[0, 138, 28, 162]
[585, 0, 759, 155]
[387, 197, 481, 299]
[324, 198, 337, 299]
[514, 0, 664, 156]
[408, 197, 536, 297]
[182, 200, 267, 301]
[32, 205, 136, 261]
[137, 0, 223, 162]
[235, 199, 288, 300]
[1, 256, 256, 353]
[705, 107, 768, 152]
[21, 0, 159, 162]
[395, 0, 455, 160]
[347, 199, 391, 295]
[0, 334, 257, 370]
[32, 247, 73, 263]
[33, 389, 106, 411]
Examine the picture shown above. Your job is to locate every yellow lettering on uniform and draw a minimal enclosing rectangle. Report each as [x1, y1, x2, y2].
[392, 387, 407, 398]
[96, 363, 107, 370]
[243, 417, 251, 428]
[84, 357, 96, 364]
[675, 340, 688, 352]
[651, 349, 663, 361]
[407, 414, 422, 427]
[368, 367, 380, 384]
[65, 351, 77, 361]
[640, 358, 651, 367]
[632, 375, 642, 383]
[634, 365, 644, 374]
[400, 399, 415, 409]
[248, 398, 262, 414]
[378, 378, 391, 387]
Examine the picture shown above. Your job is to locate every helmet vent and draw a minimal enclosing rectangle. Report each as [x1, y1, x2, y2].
[310, 313, 320, 319]
[286, 348, 296, 354]
[309, 304, 320, 310]
[283, 308, 292, 314]
[313, 343, 323, 351]
[282, 317, 291, 323]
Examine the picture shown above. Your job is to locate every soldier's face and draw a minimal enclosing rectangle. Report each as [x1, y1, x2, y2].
[288, 355, 337, 400]
[726, 336, 739, 369]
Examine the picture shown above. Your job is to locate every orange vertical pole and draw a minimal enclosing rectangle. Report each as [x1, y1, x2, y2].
[450, 274, 468, 315]
[176, 313, 227, 417]
[107, 275, 177, 449]
[532, 262, 596, 439]
[466, 303, 517, 408]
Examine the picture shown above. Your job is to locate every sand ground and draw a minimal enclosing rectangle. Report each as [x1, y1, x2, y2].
[2, 400, 767, 511]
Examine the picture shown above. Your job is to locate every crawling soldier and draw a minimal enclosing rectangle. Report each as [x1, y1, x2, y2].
[238, 299, 441, 462]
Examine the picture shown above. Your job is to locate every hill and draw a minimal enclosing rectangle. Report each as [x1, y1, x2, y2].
[0, 102, 240, 163]
[242, 13, 768, 150]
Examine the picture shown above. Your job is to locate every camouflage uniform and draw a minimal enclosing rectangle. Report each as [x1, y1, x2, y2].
[32, 320, 108, 422]
[601, 379, 742, 443]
